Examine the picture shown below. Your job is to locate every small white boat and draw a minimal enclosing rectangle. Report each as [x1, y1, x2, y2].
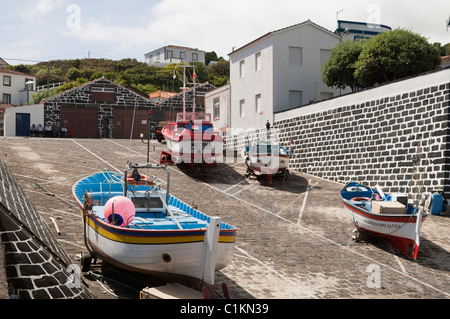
[339, 181, 428, 259]
[242, 138, 292, 184]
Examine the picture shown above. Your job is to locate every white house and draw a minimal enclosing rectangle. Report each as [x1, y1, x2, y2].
[4, 104, 44, 137]
[204, 83, 230, 131]
[144, 45, 206, 66]
[228, 20, 343, 132]
[0, 66, 36, 106]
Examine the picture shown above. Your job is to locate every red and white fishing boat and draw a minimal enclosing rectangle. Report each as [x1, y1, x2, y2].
[339, 181, 428, 259]
[161, 64, 223, 166]
[161, 112, 223, 166]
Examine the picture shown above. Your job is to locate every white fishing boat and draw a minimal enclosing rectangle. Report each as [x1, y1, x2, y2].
[339, 181, 428, 259]
[242, 138, 293, 184]
[72, 163, 237, 291]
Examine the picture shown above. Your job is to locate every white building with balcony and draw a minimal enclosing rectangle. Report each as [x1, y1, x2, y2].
[0, 67, 36, 106]
[144, 45, 205, 66]
[228, 20, 344, 132]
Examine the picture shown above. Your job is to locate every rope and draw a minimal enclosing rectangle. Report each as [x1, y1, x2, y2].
[86, 271, 140, 299]
[34, 168, 114, 210]
[35, 169, 112, 187]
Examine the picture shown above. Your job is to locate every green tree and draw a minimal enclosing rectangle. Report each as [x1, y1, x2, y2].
[67, 67, 81, 81]
[354, 29, 441, 87]
[72, 59, 81, 69]
[206, 60, 230, 87]
[321, 39, 365, 91]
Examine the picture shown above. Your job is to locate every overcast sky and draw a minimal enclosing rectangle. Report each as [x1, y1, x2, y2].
[1, 0, 449, 65]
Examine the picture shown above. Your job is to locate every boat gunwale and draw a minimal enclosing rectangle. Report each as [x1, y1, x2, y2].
[72, 172, 238, 236]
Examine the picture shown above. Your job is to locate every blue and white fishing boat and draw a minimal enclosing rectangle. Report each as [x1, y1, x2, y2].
[72, 162, 237, 289]
[340, 181, 428, 259]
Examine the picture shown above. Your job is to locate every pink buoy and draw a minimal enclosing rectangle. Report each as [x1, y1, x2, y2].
[103, 196, 135, 227]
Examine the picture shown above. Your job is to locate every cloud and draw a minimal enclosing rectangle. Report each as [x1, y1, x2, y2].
[20, 0, 66, 21]
[32, 0, 450, 64]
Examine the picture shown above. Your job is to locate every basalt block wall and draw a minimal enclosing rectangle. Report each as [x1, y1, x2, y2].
[227, 68, 450, 198]
[0, 159, 92, 299]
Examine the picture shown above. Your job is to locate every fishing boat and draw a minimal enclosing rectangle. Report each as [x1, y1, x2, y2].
[72, 162, 237, 290]
[242, 138, 293, 184]
[160, 64, 223, 167]
[339, 181, 428, 259]
[161, 112, 223, 166]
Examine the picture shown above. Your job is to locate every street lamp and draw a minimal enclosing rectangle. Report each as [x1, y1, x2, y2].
[25, 80, 36, 104]
[339, 28, 349, 42]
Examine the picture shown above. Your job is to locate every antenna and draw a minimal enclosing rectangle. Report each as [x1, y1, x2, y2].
[337, 9, 343, 23]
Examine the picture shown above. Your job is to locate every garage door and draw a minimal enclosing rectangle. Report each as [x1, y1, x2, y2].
[61, 107, 98, 138]
[114, 108, 150, 139]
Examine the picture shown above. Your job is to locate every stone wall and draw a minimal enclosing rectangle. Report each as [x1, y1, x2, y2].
[43, 78, 157, 138]
[225, 67, 450, 198]
[0, 159, 92, 299]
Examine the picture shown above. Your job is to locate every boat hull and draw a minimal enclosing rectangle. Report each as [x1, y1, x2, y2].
[164, 134, 223, 165]
[72, 170, 237, 285]
[247, 153, 290, 175]
[340, 182, 427, 259]
[84, 214, 236, 279]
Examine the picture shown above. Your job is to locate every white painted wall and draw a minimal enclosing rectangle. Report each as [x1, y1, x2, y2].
[4, 104, 44, 136]
[272, 23, 341, 113]
[275, 67, 450, 122]
[229, 21, 344, 134]
[229, 36, 274, 132]
[0, 71, 36, 106]
[205, 84, 230, 130]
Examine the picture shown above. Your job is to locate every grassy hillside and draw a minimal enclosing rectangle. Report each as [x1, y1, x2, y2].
[8, 56, 230, 103]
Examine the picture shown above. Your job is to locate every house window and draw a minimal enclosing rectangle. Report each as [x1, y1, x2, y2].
[167, 50, 173, 60]
[180, 51, 186, 60]
[289, 46, 302, 66]
[255, 52, 261, 71]
[289, 90, 302, 108]
[192, 53, 198, 61]
[157, 52, 160, 60]
[239, 60, 245, 78]
[213, 97, 220, 119]
[2, 93, 11, 104]
[255, 94, 261, 113]
[239, 99, 245, 117]
[320, 49, 331, 66]
[3, 75, 11, 86]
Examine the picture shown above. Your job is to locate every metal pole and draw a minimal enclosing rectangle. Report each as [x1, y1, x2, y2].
[147, 110, 151, 163]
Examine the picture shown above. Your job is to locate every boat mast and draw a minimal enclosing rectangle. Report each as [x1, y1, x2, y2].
[182, 61, 186, 114]
[192, 66, 196, 115]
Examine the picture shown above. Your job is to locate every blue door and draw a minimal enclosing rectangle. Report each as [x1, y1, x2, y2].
[16, 113, 31, 136]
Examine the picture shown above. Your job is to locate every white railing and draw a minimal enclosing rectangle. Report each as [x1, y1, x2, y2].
[36, 82, 66, 91]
